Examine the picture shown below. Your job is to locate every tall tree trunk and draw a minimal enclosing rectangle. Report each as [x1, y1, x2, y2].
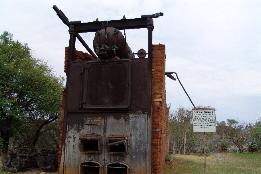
[31, 116, 57, 147]
[172, 139, 176, 154]
[183, 131, 187, 155]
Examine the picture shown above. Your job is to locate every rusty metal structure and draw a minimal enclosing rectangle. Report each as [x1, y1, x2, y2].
[54, 6, 165, 174]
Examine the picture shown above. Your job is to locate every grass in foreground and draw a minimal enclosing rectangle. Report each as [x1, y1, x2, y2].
[165, 152, 261, 174]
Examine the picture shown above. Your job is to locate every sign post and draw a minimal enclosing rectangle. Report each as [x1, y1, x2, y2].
[192, 108, 216, 174]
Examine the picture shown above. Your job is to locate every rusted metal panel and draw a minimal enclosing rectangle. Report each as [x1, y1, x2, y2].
[66, 59, 149, 113]
[82, 60, 131, 110]
[130, 59, 149, 112]
[66, 62, 83, 112]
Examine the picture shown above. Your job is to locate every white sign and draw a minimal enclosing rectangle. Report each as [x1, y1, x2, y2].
[192, 108, 216, 132]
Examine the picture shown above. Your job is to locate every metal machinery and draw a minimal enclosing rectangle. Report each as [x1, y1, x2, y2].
[53, 6, 163, 174]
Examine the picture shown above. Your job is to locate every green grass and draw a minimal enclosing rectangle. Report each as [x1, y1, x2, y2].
[165, 152, 261, 174]
[0, 169, 9, 174]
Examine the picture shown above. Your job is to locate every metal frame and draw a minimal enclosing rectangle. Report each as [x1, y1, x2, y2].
[53, 5, 163, 115]
[53, 5, 163, 72]
[67, 18, 154, 60]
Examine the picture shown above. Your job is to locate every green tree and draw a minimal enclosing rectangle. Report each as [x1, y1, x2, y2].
[225, 119, 249, 152]
[169, 108, 193, 154]
[0, 32, 63, 160]
[216, 121, 229, 152]
[248, 119, 261, 152]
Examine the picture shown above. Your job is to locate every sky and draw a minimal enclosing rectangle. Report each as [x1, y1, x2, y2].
[0, 0, 260, 123]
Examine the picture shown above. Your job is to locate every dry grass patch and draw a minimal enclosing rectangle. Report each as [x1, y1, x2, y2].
[165, 152, 261, 174]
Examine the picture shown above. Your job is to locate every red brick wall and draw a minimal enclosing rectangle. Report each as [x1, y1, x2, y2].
[152, 44, 168, 174]
[64, 47, 94, 73]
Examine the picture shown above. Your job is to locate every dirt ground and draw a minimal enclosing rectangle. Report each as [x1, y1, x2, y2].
[0, 169, 57, 174]
[10, 170, 56, 174]
[0, 164, 57, 174]
[0, 159, 57, 174]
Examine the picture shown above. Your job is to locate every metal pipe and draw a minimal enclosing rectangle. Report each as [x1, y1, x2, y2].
[165, 72, 196, 108]
[53, 5, 99, 60]
[76, 34, 100, 60]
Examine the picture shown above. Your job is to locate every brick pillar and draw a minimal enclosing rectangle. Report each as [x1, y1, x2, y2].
[151, 44, 168, 174]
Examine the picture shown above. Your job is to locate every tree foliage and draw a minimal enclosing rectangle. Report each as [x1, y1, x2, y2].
[169, 108, 195, 154]
[0, 32, 63, 153]
[248, 119, 261, 152]
[225, 119, 250, 152]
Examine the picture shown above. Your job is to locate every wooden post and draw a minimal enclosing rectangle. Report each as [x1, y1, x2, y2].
[203, 132, 207, 174]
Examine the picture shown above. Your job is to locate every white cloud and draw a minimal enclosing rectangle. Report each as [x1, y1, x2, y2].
[0, 0, 260, 122]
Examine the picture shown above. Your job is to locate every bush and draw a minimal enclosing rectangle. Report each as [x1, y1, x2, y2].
[248, 141, 258, 152]
[0, 137, 4, 150]
[220, 142, 229, 152]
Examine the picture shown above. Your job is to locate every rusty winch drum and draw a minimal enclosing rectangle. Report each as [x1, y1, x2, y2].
[93, 27, 133, 60]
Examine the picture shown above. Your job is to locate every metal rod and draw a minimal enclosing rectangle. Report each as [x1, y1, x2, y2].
[76, 34, 100, 60]
[108, 140, 126, 146]
[53, 5, 69, 25]
[147, 21, 154, 115]
[73, 18, 152, 33]
[165, 72, 196, 108]
[53, 5, 99, 60]
[203, 132, 207, 174]
[147, 18, 153, 61]
[68, 32, 76, 64]
[148, 28, 153, 61]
